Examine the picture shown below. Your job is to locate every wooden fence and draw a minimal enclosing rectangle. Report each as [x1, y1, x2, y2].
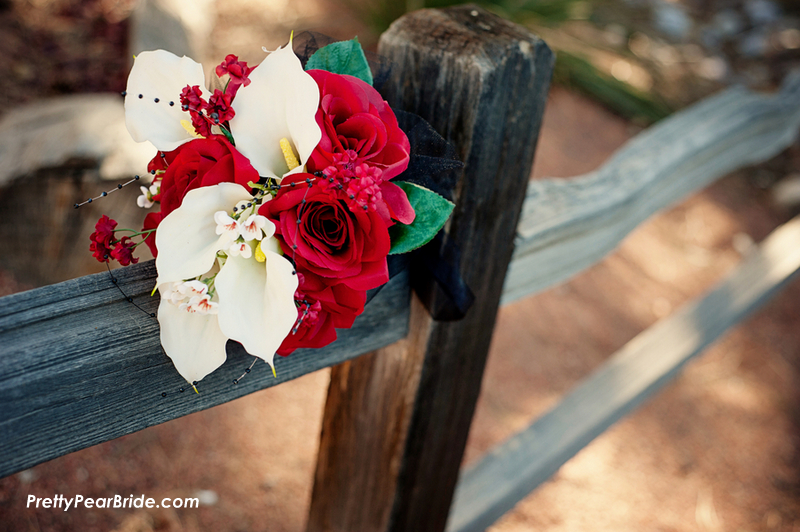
[2, 5, 800, 532]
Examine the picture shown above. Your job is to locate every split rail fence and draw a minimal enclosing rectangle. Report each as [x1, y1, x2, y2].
[2, 5, 800, 532]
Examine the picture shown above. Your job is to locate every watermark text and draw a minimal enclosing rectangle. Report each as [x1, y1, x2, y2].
[26, 494, 199, 511]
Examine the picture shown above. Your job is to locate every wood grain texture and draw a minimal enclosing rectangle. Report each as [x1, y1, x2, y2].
[447, 214, 800, 532]
[308, 6, 553, 532]
[0, 261, 409, 478]
[308, 296, 431, 531]
[503, 72, 800, 303]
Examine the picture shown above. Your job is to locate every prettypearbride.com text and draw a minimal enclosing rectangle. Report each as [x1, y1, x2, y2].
[27, 494, 199, 511]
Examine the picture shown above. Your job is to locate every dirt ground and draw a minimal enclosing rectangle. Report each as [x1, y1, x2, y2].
[1, 1, 799, 531]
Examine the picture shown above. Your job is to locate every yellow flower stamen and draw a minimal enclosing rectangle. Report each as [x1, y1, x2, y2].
[181, 119, 204, 139]
[255, 242, 266, 263]
[280, 138, 299, 171]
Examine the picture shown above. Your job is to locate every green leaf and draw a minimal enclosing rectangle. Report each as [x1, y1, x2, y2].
[305, 37, 374, 86]
[389, 182, 454, 255]
[219, 126, 235, 146]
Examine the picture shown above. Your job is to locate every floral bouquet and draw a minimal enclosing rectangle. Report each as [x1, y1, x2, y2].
[87, 35, 455, 388]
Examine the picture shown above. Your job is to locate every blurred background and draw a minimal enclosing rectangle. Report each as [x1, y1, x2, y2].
[1, 0, 800, 530]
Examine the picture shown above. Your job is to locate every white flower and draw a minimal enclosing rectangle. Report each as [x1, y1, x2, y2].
[164, 282, 187, 305]
[184, 294, 219, 315]
[227, 241, 252, 259]
[137, 186, 155, 208]
[228, 42, 321, 180]
[240, 214, 272, 241]
[155, 182, 298, 384]
[214, 211, 240, 247]
[123, 41, 320, 181]
[124, 50, 209, 152]
[179, 280, 208, 297]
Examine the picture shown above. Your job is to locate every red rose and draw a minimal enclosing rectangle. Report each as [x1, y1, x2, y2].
[141, 211, 161, 257]
[260, 173, 391, 292]
[306, 70, 414, 225]
[277, 298, 336, 356]
[276, 270, 367, 356]
[143, 135, 259, 256]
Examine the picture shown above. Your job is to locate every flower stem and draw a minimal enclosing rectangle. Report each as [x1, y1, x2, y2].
[117, 228, 157, 237]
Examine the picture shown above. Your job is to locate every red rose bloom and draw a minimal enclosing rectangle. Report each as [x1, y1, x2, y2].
[277, 299, 336, 356]
[307, 70, 410, 181]
[141, 211, 161, 257]
[260, 173, 391, 292]
[143, 135, 259, 256]
[276, 270, 367, 356]
[306, 71, 415, 225]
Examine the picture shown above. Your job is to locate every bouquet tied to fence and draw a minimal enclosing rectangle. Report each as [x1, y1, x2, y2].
[87, 35, 456, 388]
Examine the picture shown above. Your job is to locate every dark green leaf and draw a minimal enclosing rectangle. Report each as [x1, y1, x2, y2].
[304, 37, 374, 86]
[389, 182, 454, 254]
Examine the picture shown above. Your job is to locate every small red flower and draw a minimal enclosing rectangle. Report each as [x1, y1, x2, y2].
[110, 236, 139, 266]
[179, 85, 205, 110]
[180, 85, 211, 137]
[205, 89, 235, 124]
[89, 239, 113, 263]
[95, 214, 116, 240]
[89, 215, 118, 263]
[215, 54, 253, 96]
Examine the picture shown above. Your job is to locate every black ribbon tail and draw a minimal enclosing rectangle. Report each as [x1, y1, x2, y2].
[412, 231, 475, 321]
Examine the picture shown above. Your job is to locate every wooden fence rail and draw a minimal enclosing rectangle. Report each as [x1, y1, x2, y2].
[0, 264, 409, 479]
[505, 70, 800, 303]
[1, 5, 800, 532]
[448, 213, 800, 532]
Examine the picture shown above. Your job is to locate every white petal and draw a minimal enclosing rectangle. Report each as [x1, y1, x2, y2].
[158, 291, 228, 383]
[215, 244, 298, 368]
[125, 50, 208, 152]
[137, 194, 154, 209]
[180, 280, 208, 296]
[227, 241, 252, 259]
[240, 214, 270, 241]
[155, 183, 252, 287]
[228, 43, 321, 179]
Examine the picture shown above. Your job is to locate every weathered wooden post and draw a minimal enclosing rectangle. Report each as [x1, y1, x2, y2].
[306, 6, 554, 532]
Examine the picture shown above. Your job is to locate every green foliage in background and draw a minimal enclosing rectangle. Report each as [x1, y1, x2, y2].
[554, 51, 672, 124]
[347, 0, 673, 125]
